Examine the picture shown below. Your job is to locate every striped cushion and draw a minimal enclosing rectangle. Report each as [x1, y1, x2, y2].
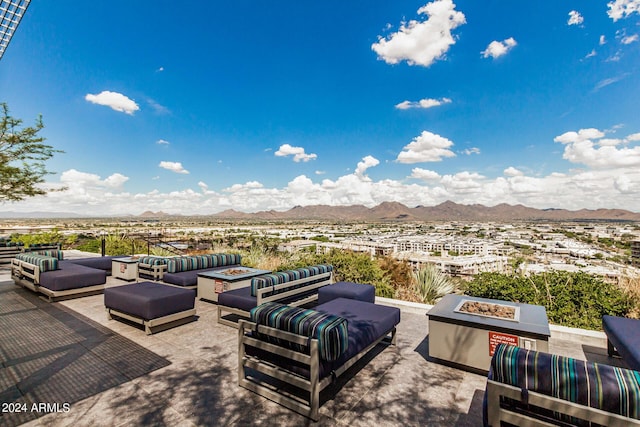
[165, 253, 242, 273]
[15, 253, 59, 272]
[137, 256, 168, 266]
[32, 249, 64, 260]
[167, 256, 198, 273]
[250, 264, 333, 297]
[490, 343, 640, 420]
[250, 302, 348, 362]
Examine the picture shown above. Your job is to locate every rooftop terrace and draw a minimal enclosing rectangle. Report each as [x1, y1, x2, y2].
[0, 252, 627, 427]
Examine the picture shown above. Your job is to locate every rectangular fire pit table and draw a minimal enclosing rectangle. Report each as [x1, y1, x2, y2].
[427, 294, 550, 373]
[197, 267, 271, 303]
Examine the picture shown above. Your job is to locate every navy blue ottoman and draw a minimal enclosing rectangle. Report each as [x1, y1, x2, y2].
[603, 315, 640, 371]
[317, 281, 375, 305]
[105, 282, 196, 334]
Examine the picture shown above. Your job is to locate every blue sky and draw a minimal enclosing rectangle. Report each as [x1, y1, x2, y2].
[1, 0, 639, 215]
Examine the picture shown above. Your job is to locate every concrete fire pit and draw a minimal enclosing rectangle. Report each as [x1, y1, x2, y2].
[427, 294, 550, 373]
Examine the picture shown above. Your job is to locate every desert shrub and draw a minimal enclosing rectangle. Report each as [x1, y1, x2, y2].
[413, 264, 459, 304]
[463, 271, 636, 330]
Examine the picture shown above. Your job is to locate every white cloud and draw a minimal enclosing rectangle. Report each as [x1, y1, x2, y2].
[60, 169, 129, 189]
[395, 97, 452, 110]
[585, 49, 597, 59]
[410, 168, 441, 180]
[85, 91, 139, 115]
[355, 155, 380, 179]
[156, 139, 170, 145]
[275, 144, 317, 162]
[481, 37, 517, 59]
[503, 167, 524, 177]
[593, 73, 630, 91]
[461, 147, 480, 155]
[600, 35, 607, 45]
[622, 34, 639, 44]
[607, 0, 640, 21]
[371, 0, 466, 67]
[555, 128, 640, 169]
[568, 10, 584, 26]
[159, 161, 189, 174]
[396, 131, 456, 163]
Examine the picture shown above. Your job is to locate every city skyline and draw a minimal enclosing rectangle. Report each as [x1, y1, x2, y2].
[1, 1, 639, 215]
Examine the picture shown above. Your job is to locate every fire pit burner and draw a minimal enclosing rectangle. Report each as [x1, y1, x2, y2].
[219, 268, 253, 276]
[454, 299, 520, 322]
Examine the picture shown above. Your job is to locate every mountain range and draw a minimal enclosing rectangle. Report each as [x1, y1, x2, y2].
[1, 201, 639, 221]
[209, 201, 640, 222]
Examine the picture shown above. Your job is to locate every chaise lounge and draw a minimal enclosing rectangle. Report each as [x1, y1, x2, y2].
[238, 295, 400, 421]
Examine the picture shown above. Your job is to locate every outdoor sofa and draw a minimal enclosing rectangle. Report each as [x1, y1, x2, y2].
[484, 343, 640, 426]
[238, 296, 400, 421]
[137, 253, 242, 287]
[11, 252, 107, 301]
[217, 264, 334, 328]
[602, 315, 640, 371]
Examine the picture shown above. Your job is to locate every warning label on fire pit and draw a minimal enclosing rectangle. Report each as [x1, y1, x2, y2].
[488, 331, 519, 356]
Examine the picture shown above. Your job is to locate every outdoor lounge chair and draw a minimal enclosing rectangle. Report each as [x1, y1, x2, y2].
[238, 297, 400, 421]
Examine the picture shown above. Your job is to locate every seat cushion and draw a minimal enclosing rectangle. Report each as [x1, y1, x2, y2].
[163, 270, 200, 287]
[104, 282, 195, 320]
[218, 287, 257, 312]
[316, 298, 400, 370]
[603, 315, 640, 371]
[318, 282, 375, 304]
[38, 261, 106, 291]
[66, 256, 123, 272]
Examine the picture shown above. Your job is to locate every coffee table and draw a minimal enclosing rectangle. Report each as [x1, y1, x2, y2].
[197, 267, 271, 302]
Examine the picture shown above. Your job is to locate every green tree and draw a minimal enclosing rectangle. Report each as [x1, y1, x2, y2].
[0, 103, 63, 201]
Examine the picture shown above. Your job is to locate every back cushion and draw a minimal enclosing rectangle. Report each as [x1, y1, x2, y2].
[167, 256, 198, 273]
[137, 256, 168, 266]
[250, 302, 348, 362]
[250, 264, 333, 297]
[16, 253, 59, 272]
[490, 343, 640, 420]
[33, 249, 64, 260]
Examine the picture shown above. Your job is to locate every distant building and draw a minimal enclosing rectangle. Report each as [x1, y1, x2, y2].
[395, 252, 509, 278]
[632, 240, 640, 267]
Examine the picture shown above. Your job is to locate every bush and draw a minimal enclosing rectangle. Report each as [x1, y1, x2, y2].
[463, 271, 636, 330]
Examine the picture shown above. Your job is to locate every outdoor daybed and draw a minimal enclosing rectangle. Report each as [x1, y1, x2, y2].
[217, 264, 334, 328]
[484, 343, 640, 426]
[238, 297, 401, 421]
[602, 314, 640, 371]
[11, 253, 106, 302]
[137, 253, 242, 287]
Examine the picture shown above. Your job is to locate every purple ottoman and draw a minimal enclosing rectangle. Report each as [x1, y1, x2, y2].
[105, 282, 196, 334]
[317, 281, 375, 305]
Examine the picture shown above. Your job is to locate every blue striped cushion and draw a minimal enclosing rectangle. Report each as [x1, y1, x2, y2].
[250, 302, 348, 362]
[137, 256, 167, 266]
[250, 264, 333, 297]
[490, 343, 640, 420]
[33, 249, 64, 260]
[167, 256, 198, 273]
[15, 253, 59, 272]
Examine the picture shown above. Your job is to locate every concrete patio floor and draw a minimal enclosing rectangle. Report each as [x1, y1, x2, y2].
[0, 253, 626, 427]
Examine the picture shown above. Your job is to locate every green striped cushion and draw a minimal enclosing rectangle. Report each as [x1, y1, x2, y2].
[15, 253, 59, 272]
[137, 256, 168, 266]
[32, 249, 64, 260]
[490, 343, 640, 420]
[250, 264, 333, 297]
[250, 302, 348, 362]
